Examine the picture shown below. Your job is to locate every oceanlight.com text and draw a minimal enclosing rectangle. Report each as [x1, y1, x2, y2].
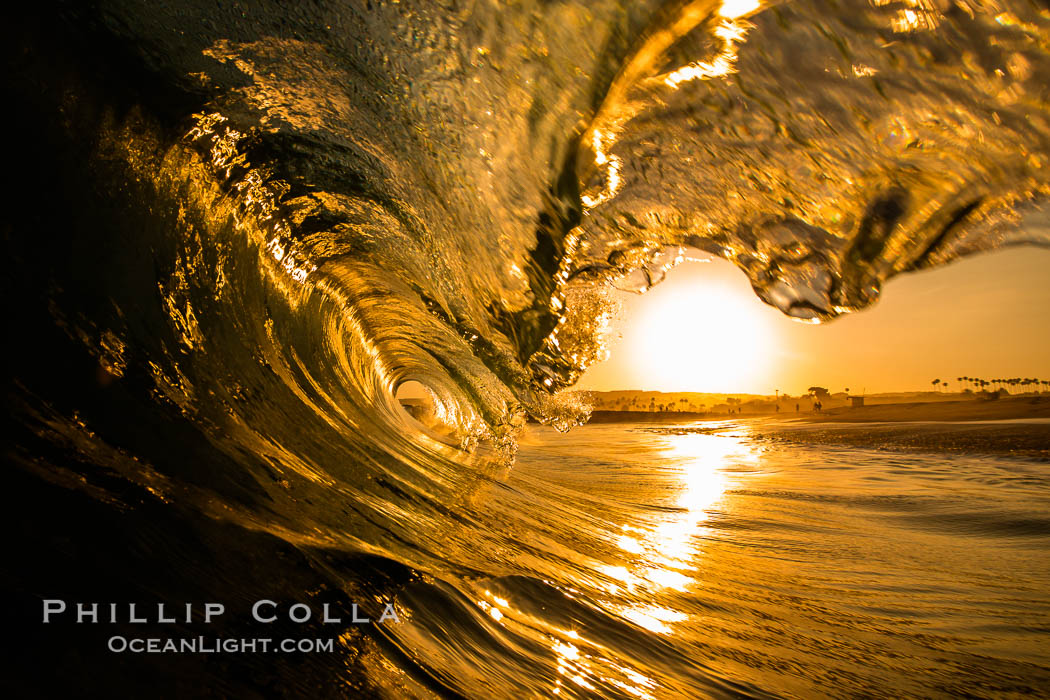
[107, 636, 336, 654]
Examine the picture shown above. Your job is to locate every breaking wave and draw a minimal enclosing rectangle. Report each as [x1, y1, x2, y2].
[4, 1, 1050, 696]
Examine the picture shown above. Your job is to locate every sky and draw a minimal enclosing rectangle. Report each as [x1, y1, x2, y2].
[577, 247, 1050, 396]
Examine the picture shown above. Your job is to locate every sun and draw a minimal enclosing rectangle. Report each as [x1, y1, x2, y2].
[615, 262, 776, 393]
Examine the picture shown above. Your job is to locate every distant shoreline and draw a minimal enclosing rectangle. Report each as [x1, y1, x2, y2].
[581, 398, 1050, 460]
[586, 410, 718, 423]
[585, 396, 1050, 424]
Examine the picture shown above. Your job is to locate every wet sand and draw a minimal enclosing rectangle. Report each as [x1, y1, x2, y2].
[755, 420, 1050, 461]
[795, 396, 1050, 423]
[768, 398, 1050, 459]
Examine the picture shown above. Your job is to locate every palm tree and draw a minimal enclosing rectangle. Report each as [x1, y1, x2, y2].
[931, 378, 940, 393]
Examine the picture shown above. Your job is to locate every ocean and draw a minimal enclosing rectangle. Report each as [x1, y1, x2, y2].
[508, 422, 1050, 697]
[9, 419, 1050, 696]
[3, 1, 1050, 697]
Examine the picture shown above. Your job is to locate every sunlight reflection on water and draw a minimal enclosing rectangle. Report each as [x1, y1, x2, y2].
[605, 429, 758, 634]
[543, 428, 762, 695]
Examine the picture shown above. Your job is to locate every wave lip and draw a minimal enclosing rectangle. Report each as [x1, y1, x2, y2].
[571, 0, 1050, 322]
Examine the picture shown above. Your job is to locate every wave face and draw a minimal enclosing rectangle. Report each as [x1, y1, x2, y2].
[2, 1, 1050, 696]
